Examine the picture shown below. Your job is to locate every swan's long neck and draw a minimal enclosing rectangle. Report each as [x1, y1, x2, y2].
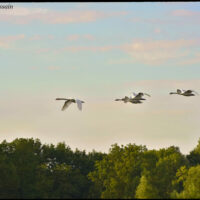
[170, 92, 178, 95]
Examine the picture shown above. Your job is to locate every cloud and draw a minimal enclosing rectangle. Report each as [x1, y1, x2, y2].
[0, 34, 25, 42]
[154, 28, 161, 34]
[29, 34, 55, 42]
[120, 39, 199, 65]
[55, 45, 118, 53]
[130, 9, 199, 26]
[67, 34, 95, 42]
[178, 52, 200, 65]
[67, 34, 80, 41]
[122, 39, 197, 51]
[34, 44, 117, 55]
[171, 9, 199, 17]
[47, 66, 61, 71]
[1, 6, 48, 16]
[0, 6, 127, 24]
[169, 9, 200, 25]
[83, 34, 95, 40]
[130, 17, 183, 25]
[34, 37, 199, 66]
[0, 34, 25, 48]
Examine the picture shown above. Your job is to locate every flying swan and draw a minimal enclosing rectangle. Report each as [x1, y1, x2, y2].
[115, 96, 143, 104]
[130, 92, 151, 100]
[169, 89, 199, 97]
[56, 98, 85, 111]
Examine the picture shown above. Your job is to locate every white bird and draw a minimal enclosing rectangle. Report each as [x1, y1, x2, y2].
[130, 92, 151, 100]
[55, 98, 85, 111]
[169, 89, 199, 96]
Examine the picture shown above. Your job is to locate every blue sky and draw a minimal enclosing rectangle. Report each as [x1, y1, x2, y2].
[0, 2, 200, 154]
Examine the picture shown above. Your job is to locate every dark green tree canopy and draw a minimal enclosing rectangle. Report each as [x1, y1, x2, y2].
[0, 137, 199, 199]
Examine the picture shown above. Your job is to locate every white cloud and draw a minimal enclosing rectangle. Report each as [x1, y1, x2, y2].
[120, 39, 199, 65]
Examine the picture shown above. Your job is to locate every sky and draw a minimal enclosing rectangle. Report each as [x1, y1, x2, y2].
[0, 2, 200, 154]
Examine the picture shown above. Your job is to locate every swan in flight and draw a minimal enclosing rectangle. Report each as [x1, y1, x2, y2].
[130, 92, 151, 100]
[56, 98, 85, 111]
[169, 89, 199, 96]
[115, 96, 143, 104]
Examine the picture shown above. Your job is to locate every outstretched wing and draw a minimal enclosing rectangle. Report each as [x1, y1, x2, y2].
[76, 99, 83, 111]
[183, 90, 192, 94]
[184, 90, 199, 95]
[192, 90, 199, 95]
[62, 100, 72, 111]
[56, 98, 68, 100]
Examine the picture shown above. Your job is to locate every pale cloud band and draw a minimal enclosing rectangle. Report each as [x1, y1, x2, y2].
[0, 6, 127, 24]
[67, 34, 95, 41]
[0, 34, 25, 48]
[1, 32, 200, 66]
[171, 9, 200, 17]
[121, 39, 200, 65]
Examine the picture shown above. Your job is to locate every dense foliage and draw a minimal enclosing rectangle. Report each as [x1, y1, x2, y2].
[0, 138, 200, 199]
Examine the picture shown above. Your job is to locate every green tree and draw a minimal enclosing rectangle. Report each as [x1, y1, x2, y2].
[171, 165, 188, 194]
[88, 143, 147, 199]
[0, 154, 20, 198]
[135, 146, 188, 199]
[187, 138, 200, 166]
[10, 138, 42, 198]
[135, 175, 159, 199]
[144, 146, 187, 199]
[171, 165, 200, 199]
[1, 137, 199, 199]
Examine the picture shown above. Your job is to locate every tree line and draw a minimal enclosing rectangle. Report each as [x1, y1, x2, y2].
[0, 137, 200, 199]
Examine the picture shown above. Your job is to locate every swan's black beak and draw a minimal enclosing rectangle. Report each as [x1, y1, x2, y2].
[82, 101, 85, 103]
